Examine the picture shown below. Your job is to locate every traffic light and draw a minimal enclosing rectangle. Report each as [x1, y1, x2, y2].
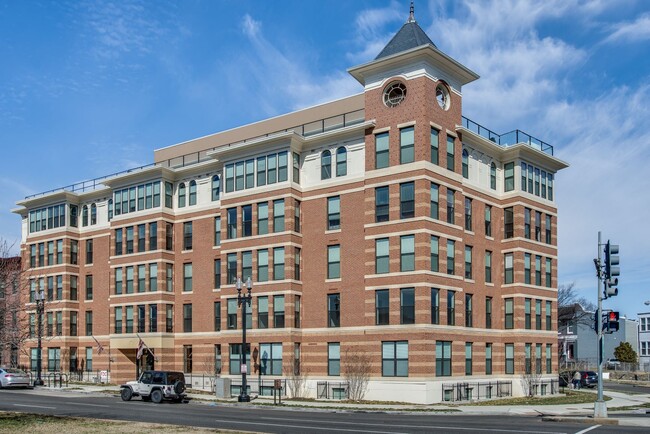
[604, 241, 620, 298]
[607, 311, 620, 333]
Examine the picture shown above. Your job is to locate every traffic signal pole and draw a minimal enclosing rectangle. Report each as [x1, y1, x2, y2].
[594, 232, 607, 418]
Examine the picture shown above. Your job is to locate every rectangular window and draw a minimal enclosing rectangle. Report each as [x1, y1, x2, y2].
[70, 311, 78, 336]
[545, 215, 552, 244]
[182, 222, 192, 251]
[400, 235, 415, 272]
[376, 289, 389, 325]
[183, 345, 193, 373]
[165, 223, 173, 250]
[115, 307, 122, 334]
[327, 245, 340, 279]
[257, 203, 268, 235]
[328, 293, 340, 328]
[504, 253, 514, 284]
[137, 224, 146, 252]
[524, 253, 531, 284]
[86, 240, 93, 265]
[485, 205, 492, 237]
[213, 217, 221, 246]
[546, 301, 552, 331]
[446, 240, 455, 275]
[400, 182, 415, 219]
[115, 229, 123, 255]
[258, 296, 268, 329]
[505, 344, 514, 374]
[535, 255, 542, 286]
[294, 247, 301, 280]
[375, 186, 389, 222]
[235, 161, 245, 191]
[446, 136, 455, 171]
[464, 246, 472, 279]
[227, 253, 237, 284]
[257, 156, 266, 186]
[375, 132, 389, 169]
[535, 168, 540, 195]
[125, 306, 133, 333]
[485, 297, 492, 329]
[525, 343, 532, 374]
[294, 200, 301, 233]
[214, 259, 221, 289]
[183, 263, 192, 292]
[485, 250, 492, 283]
[293, 152, 300, 183]
[273, 295, 285, 328]
[166, 264, 173, 292]
[125, 266, 134, 294]
[227, 299, 237, 330]
[524, 208, 531, 239]
[125, 227, 134, 254]
[149, 304, 157, 332]
[383, 341, 408, 377]
[227, 208, 237, 239]
[242, 205, 252, 237]
[213, 301, 221, 331]
[431, 288, 440, 324]
[183, 303, 192, 333]
[85, 311, 93, 336]
[464, 198, 472, 231]
[229, 344, 250, 376]
[85, 275, 93, 300]
[149, 263, 158, 291]
[273, 247, 285, 280]
[257, 249, 268, 282]
[375, 238, 389, 274]
[430, 183, 439, 219]
[70, 240, 78, 265]
[546, 344, 552, 374]
[465, 343, 473, 375]
[278, 151, 288, 182]
[148, 222, 158, 251]
[273, 199, 285, 232]
[241, 251, 252, 281]
[504, 207, 513, 238]
[400, 126, 414, 164]
[137, 264, 146, 293]
[430, 235, 439, 272]
[446, 189, 455, 224]
[245, 158, 255, 188]
[70, 275, 78, 300]
[400, 288, 415, 325]
[267, 154, 277, 184]
[294, 295, 301, 328]
[327, 196, 341, 230]
[260, 342, 283, 376]
[504, 162, 514, 192]
[536, 299, 542, 330]
[505, 298, 514, 329]
[447, 290, 455, 326]
[137, 305, 145, 333]
[166, 304, 173, 333]
[486, 343, 493, 375]
[431, 127, 439, 165]
[328, 343, 340, 376]
[436, 341, 451, 377]
[465, 294, 473, 327]
[535, 211, 542, 242]
[115, 268, 123, 295]
[525, 298, 532, 329]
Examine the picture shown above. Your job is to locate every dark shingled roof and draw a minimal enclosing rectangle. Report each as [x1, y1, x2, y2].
[375, 20, 436, 60]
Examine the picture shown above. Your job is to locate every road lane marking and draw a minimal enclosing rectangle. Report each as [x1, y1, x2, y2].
[574, 426, 601, 434]
[13, 404, 56, 410]
[260, 417, 564, 434]
[70, 402, 110, 408]
[218, 417, 566, 434]
[214, 419, 406, 433]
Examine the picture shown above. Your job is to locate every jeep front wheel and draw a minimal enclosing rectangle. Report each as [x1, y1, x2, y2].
[151, 389, 163, 404]
[120, 387, 133, 401]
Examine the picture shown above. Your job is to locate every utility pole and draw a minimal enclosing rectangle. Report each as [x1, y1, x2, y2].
[594, 231, 606, 418]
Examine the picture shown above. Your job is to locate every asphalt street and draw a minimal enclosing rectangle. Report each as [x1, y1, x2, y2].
[1, 388, 648, 434]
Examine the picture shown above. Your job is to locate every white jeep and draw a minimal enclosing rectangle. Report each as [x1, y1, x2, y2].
[120, 370, 187, 403]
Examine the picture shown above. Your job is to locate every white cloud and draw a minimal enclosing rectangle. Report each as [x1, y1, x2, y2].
[604, 13, 650, 44]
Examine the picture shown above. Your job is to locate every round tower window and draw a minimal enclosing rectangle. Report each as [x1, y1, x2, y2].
[383, 82, 407, 108]
[436, 83, 450, 110]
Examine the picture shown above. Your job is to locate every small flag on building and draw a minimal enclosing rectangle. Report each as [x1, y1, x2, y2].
[92, 336, 105, 355]
[136, 339, 145, 360]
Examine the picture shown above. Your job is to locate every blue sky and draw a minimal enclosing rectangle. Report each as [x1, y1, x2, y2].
[1, 0, 649, 318]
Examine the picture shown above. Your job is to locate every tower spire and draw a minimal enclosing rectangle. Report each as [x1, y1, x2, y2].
[408, 1, 415, 23]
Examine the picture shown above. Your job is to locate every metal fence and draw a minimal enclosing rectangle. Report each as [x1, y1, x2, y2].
[316, 381, 350, 400]
[442, 380, 512, 402]
[228, 378, 287, 397]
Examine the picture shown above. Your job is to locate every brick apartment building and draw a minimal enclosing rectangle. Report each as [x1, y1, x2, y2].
[13, 8, 568, 403]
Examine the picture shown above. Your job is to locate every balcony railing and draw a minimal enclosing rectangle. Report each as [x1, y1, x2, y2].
[461, 116, 553, 156]
[25, 109, 366, 200]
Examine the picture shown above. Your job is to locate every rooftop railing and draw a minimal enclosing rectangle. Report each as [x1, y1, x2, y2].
[461, 116, 553, 156]
[24, 109, 366, 200]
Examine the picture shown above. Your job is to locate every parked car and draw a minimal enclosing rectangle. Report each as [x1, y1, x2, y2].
[579, 370, 599, 388]
[120, 370, 187, 403]
[0, 368, 32, 388]
[606, 358, 621, 369]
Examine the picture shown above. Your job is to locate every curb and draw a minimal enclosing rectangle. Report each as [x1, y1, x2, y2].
[542, 416, 619, 425]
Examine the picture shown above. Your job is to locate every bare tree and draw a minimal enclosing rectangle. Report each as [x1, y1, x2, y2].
[520, 357, 543, 397]
[557, 282, 596, 327]
[198, 353, 219, 392]
[0, 239, 27, 367]
[283, 350, 308, 399]
[342, 348, 371, 401]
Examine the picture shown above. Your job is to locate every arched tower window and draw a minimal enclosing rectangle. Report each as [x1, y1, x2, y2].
[336, 147, 347, 177]
[178, 183, 186, 208]
[321, 150, 332, 180]
[490, 162, 497, 190]
[212, 175, 220, 201]
[462, 150, 469, 179]
[189, 180, 197, 206]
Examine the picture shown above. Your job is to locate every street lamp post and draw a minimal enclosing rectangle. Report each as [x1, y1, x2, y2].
[34, 290, 45, 386]
[236, 277, 252, 402]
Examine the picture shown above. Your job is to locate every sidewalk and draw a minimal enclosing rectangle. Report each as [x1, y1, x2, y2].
[39, 383, 650, 428]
